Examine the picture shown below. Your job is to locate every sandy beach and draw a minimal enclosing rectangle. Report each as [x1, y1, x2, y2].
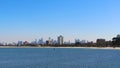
[0, 46, 120, 50]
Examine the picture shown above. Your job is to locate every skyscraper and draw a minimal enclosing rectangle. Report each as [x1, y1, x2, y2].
[58, 35, 64, 45]
[17, 41, 23, 46]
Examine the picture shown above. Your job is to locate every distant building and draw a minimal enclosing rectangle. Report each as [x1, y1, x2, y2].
[11, 42, 17, 46]
[45, 37, 53, 45]
[81, 40, 86, 44]
[18, 41, 23, 46]
[53, 40, 57, 45]
[38, 38, 44, 44]
[31, 39, 38, 45]
[23, 41, 29, 45]
[75, 39, 86, 44]
[35, 39, 38, 44]
[75, 39, 80, 43]
[75, 39, 81, 45]
[46, 40, 52, 45]
[64, 40, 71, 45]
[58, 35, 64, 45]
[96, 39, 106, 46]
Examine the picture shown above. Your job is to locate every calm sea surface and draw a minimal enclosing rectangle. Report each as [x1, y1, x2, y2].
[0, 48, 120, 68]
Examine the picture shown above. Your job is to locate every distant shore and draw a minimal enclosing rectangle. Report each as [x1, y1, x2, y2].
[0, 46, 120, 50]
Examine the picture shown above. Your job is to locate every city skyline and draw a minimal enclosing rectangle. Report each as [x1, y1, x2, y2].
[0, 0, 120, 43]
[0, 34, 117, 44]
[1, 34, 119, 47]
[0, 35, 88, 44]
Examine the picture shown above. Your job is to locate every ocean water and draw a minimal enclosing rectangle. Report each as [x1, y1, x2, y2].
[0, 48, 120, 68]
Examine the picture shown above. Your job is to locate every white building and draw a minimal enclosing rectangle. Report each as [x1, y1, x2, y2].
[58, 35, 64, 45]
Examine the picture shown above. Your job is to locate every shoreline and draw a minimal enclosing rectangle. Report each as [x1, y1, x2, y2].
[0, 46, 120, 50]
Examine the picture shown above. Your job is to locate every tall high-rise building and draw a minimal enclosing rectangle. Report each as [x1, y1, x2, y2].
[38, 38, 44, 44]
[17, 41, 23, 46]
[58, 35, 64, 45]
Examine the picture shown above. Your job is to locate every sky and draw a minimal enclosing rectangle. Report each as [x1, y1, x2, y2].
[0, 0, 120, 43]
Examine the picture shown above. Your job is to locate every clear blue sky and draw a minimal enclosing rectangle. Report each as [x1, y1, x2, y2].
[0, 0, 120, 43]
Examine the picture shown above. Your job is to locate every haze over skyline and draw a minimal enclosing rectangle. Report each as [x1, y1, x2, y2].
[0, 0, 120, 43]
